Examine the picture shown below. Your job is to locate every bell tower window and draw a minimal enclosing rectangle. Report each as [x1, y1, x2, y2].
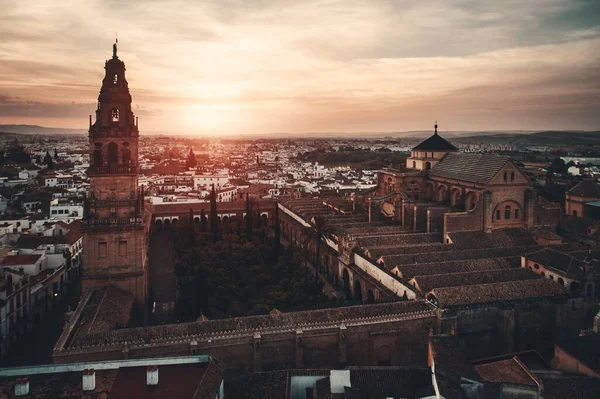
[111, 108, 119, 122]
[113, 73, 118, 85]
[107, 142, 119, 167]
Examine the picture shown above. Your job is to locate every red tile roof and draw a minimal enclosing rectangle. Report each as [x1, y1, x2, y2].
[0, 254, 42, 266]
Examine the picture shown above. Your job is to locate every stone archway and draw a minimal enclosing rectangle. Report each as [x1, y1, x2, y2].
[155, 219, 163, 231]
[425, 183, 435, 201]
[164, 219, 171, 230]
[450, 188, 461, 208]
[465, 191, 479, 211]
[376, 344, 392, 366]
[367, 289, 375, 303]
[436, 185, 447, 203]
[354, 280, 363, 302]
[342, 269, 350, 296]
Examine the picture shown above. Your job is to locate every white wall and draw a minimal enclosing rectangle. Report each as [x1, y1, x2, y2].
[353, 253, 416, 299]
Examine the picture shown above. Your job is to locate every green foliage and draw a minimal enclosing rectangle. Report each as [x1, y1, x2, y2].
[43, 151, 54, 170]
[172, 223, 330, 321]
[296, 148, 407, 169]
[5, 144, 30, 164]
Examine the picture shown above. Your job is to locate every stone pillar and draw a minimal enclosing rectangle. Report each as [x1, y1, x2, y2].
[426, 208, 431, 233]
[400, 199, 406, 226]
[413, 205, 418, 231]
[394, 200, 402, 222]
[524, 188, 535, 228]
[253, 333, 262, 372]
[190, 340, 198, 355]
[482, 191, 493, 233]
[339, 324, 347, 367]
[122, 344, 129, 360]
[295, 330, 304, 368]
[502, 308, 516, 353]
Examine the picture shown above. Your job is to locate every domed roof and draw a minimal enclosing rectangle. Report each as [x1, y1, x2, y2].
[412, 123, 458, 152]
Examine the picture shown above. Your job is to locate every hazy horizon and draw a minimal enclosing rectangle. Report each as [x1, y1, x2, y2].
[1, 0, 599, 136]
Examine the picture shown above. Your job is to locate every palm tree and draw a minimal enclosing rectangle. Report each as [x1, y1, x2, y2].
[303, 216, 332, 278]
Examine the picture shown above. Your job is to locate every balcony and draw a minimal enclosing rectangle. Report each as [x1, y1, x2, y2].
[82, 217, 144, 230]
[88, 165, 137, 175]
[89, 198, 138, 207]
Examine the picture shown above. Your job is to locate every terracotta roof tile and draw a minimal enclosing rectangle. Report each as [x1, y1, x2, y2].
[430, 279, 568, 308]
[568, 179, 600, 197]
[474, 357, 537, 386]
[429, 153, 511, 184]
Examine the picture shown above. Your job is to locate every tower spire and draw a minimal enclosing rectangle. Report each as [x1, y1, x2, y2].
[434, 121, 438, 135]
[113, 34, 118, 58]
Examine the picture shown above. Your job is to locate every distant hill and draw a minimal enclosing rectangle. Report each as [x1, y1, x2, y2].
[452, 130, 600, 146]
[0, 124, 87, 135]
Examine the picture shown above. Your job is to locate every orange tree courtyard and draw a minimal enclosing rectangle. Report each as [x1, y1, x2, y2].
[171, 209, 332, 321]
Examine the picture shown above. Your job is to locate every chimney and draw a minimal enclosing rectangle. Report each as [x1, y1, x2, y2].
[15, 377, 30, 396]
[82, 369, 96, 391]
[147, 365, 159, 386]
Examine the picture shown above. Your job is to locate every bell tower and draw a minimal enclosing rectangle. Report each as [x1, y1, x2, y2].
[82, 40, 148, 304]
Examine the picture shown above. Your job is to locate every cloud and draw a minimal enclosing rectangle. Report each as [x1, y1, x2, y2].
[0, 0, 599, 133]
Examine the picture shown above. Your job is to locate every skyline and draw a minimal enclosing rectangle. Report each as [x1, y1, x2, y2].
[1, 0, 600, 135]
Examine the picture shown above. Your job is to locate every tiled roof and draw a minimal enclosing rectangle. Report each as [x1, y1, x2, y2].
[73, 285, 134, 341]
[555, 335, 600, 374]
[413, 268, 539, 293]
[568, 179, 600, 197]
[394, 256, 521, 279]
[474, 357, 537, 386]
[429, 153, 511, 184]
[448, 229, 537, 249]
[525, 248, 585, 276]
[66, 301, 432, 350]
[430, 279, 568, 308]
[412, 133, 458, 151]
[0, 254, 42, 266]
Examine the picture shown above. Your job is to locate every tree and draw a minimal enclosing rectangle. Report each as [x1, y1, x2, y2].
[188, 208, 196, 248]
[44, 151, 54, 170]
[200, 208, 207, 232]
[210, 184, 218, 243]
[304, 216, 331, 278]
[273, 204, 281, 261]
[54, 148, 59, 160]
[185, 148, 197, 169]
[245, 196, 253, 240]
[6, 144, 29, 164]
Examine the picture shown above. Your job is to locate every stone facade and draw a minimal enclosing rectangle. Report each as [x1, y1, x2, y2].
[81, 42, 149, 305]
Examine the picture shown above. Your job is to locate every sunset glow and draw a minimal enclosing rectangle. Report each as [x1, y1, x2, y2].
[1, 0, 599, 135]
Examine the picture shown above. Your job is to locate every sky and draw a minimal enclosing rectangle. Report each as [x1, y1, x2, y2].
[0, 0, 599, 135]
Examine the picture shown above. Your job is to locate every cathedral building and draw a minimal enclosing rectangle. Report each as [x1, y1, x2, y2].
[81, 42, 149, 305]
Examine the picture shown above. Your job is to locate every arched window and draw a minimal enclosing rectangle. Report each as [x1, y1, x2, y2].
[573, 210, 578, 217]
[113, 73, 118, 84]
[558, 278, 564, 286]
[107, 142, 118, 166]
[515, 209, 520, 219]
[111, 108, 119, 122]
[425, 161, 431, 170]
[510, 172, 515, 181]
[503, 172, 508, 181]
[495, 210, 501, 220]
[504, 205, 511, 220]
